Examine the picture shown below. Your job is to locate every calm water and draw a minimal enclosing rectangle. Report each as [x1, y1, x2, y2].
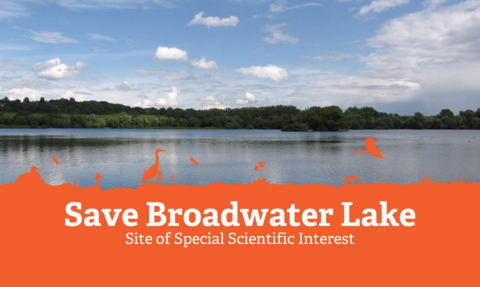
[0, 129, 479, 189]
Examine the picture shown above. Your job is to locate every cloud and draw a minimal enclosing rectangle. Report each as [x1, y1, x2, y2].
[264, 23, 297, 44]
[364, 1, 480, 70]
[0, 1, 27, 19]
[269, 1, 321, 13]
[88, 33, 116, 41]
[188, 12, 239, 27]
[357, 0, 410, 16]
[63, 90, 86, 101]
[236, 92, 257, 104]
[30, 31, 78, 44]
[137, 94, 149, 99]
[423, 0, 447, 9]
[135, 98, 154, 108]
[313, 52, 356, 61]
[115, 81, 142, 91]
[156, 86, 179, 106]
[32, 58, 88, 80]
[236, 65, 288, 82]
[153, 46, 188, 61]
[0, 44, 35, 51]
[162, 70, 212, 83]
[74, 91, 92, 95]
[355, 0, 480, 113]
[4, 88, 44, 101]
[190, 57, 219, 70]
[0, 59, 28, 71]
[198, 94, 230, 110]
[2, 0, 175, 20]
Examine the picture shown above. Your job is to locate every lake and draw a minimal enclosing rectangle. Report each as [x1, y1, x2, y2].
[0, 129, 479, 189]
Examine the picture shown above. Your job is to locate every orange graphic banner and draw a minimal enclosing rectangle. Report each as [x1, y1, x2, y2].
[0, 140, 478, 286]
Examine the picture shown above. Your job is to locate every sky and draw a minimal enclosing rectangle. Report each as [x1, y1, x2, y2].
[1, 0, 479, 115]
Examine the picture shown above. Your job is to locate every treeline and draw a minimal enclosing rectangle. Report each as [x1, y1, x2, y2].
[1, 97, 480, 130]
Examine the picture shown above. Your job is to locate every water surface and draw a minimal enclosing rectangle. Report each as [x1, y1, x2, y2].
[0, 129, 478, 189]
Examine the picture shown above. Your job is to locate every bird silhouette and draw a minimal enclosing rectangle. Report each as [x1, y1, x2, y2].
[16, 165, 44, 185]
[356, 136, 387, 159]
[51, 155, 60, 165]
[142, 149, 166, 185]
[190, 157, 199, 166]
[85, 173, 104, 191]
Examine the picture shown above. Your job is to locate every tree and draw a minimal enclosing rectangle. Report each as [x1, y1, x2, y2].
[438, 109, 454, 118]
[471, 117, 480, 129]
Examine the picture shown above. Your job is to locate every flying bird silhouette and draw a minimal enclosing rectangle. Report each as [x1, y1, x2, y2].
[356, 136, 387, 159]
[51, 155, 60, 165]
[190, 157, 199, 166]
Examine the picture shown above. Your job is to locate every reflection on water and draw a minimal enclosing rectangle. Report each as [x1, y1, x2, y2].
[0, 129, 479, 189]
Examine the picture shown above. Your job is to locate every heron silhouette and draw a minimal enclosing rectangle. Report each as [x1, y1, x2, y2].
[85, 173, 104, 191]
[356, 136, 387, 159]
[142, 149, 166, 184]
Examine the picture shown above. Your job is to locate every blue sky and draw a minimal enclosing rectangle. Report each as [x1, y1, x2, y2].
[1, 0, 479, 115]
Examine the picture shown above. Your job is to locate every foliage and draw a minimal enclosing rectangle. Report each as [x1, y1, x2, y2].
[1, 96, 480, 130]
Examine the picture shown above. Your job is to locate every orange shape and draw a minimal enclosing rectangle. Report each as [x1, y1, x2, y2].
[355, 136, 387, 159]
[190, 156, 199, 166]
[51, 155, 60, 165]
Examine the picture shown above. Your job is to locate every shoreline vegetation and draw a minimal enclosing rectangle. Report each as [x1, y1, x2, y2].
[1, 97, 480, 131]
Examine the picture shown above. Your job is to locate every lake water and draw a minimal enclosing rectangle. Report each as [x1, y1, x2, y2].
[0, 129, 479, 189]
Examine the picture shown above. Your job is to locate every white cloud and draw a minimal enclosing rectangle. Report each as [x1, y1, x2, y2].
[32, 58, 88, 80]
[153, 46, 188, 61]
[188, 12, 239, 27]
[135, 98, 154, 108]
[156, 86, 179, 106]
[236, 99, 248, 104]
[115, 81, 142, 91]
[278, 75, 421, 112]
[357, 0, 410, 16]
[236, 92, 257, 104]
[5, 88, 43, 101]
[198, 94, 230, 110]
[190, 57, 219, 70]
[354, 0, 480, 113]
[264, 23, 297, 44]
[270, 1, 321, 13]
[63, 90, 86, 101]
[364, 1, 480, 70]
[236, 65, 288, 82]
[0, 1, 27, 19]
[423, 0, 447, 9]
[88, 33, 116, 41]
[30, 31, 78, 43]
